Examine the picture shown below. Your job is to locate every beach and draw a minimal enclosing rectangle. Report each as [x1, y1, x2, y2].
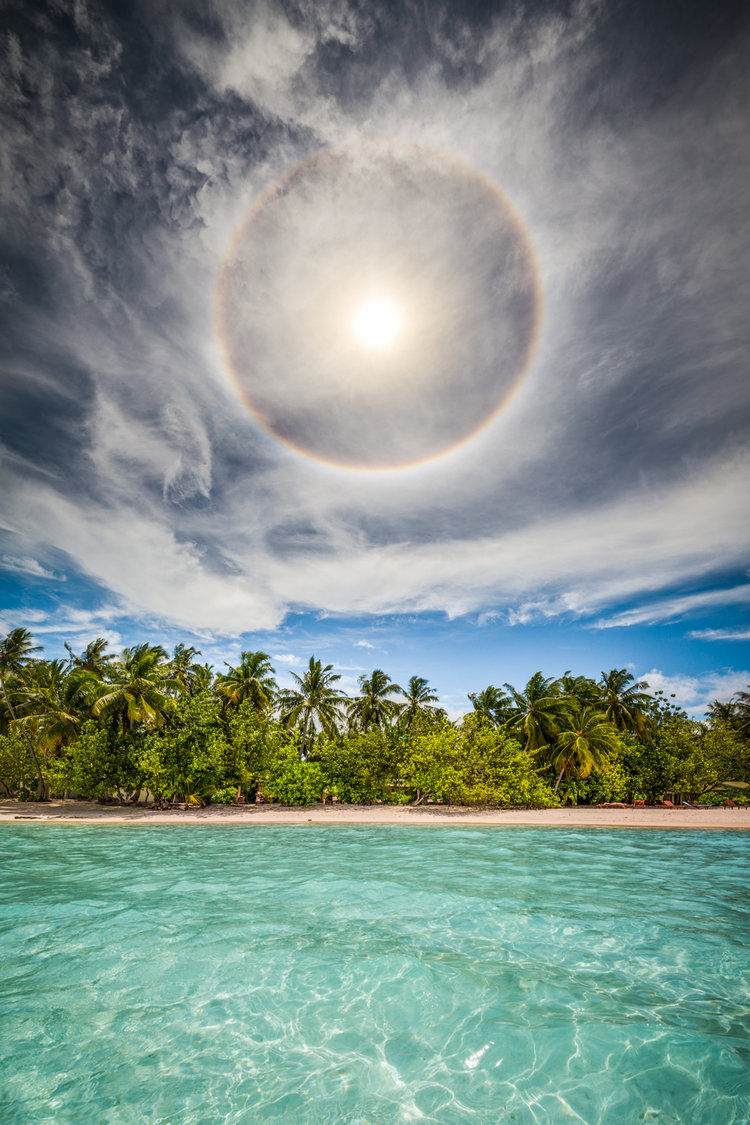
[2, 799, 748, 829]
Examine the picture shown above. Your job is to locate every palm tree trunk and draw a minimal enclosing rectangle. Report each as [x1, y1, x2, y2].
[300, 714, 311, 759]
[554, 754, 574, 795]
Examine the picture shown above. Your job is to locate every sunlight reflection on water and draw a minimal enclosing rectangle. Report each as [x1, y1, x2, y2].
[1, 826, 749, 1123]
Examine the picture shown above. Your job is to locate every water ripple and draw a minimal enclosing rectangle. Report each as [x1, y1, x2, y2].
[1, 826, 748, 1123]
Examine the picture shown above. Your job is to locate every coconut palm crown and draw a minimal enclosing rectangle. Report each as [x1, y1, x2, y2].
[467, 685, 511, 728]
[398, 675, 440, 726]
[215, 650, 276, 711]
[503, 672, 572, 752]
[348, 669, 402, 731]
[599, 668, 651, 736]
[552, 707, 620, 794]
[91, 644, 181, 732]
[279, 656, 346, 755]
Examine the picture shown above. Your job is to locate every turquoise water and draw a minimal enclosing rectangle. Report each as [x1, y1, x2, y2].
[1, 827, 749, 1124]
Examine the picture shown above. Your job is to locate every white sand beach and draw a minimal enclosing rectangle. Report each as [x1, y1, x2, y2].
[2, 799, 748, 830]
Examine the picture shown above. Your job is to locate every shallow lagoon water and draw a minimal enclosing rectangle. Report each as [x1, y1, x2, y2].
[1, 826, 749, 1124]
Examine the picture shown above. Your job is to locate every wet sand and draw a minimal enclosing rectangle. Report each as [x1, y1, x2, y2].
[2, 799, 748, 829]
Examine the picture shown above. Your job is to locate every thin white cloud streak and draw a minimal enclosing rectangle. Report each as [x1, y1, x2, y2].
[596, 584, 750, 630]
[0, 556, 60, 581]
[689, 628, 750, 642]
[0, 604, 124, 657]
[0, 605, 123, 633]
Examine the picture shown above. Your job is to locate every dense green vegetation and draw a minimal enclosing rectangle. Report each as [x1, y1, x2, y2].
[1, 628, 748, 807]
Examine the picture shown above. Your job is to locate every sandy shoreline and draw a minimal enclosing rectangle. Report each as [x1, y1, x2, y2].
[2, 799, 749, 830]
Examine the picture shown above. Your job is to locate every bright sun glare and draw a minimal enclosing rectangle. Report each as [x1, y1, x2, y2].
[352, 300, 402, 348]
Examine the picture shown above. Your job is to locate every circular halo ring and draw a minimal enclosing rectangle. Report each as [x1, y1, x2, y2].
[216, 141, 543, 471]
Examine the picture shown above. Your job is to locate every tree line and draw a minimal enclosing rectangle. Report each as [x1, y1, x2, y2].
[1, 628, 748, 807]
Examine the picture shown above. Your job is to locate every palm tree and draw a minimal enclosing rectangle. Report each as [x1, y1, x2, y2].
[279, 657, 345, 756]
[560, 672, 601, 710]
[64, 637, 115, 678]
[599, 668, 651, 736]
[16, 659, 91, 754]
[92, 644, 180, 732]
[398, 676, 440, 727]
[552, 708, 620, 794]
[348, 669, 402, 731]
[467, 685, 511, 728]
[706, 699, 736, 724]
[730, 687, 750, 738]
[0, 629, 42, 710]
[215, 650, 276, 712]
[503, 672, 571, 752]
[169, 644, 205, 697]
[191, 663, 215, 696]
[0, 628, 48, 799]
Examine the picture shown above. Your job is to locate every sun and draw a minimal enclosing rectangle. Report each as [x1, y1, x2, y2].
[352, 299, 402, 348]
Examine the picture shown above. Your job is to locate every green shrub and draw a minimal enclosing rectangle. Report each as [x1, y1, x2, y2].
[312, 731, 397, 803]
[267, 757, 325, 806]
[0, 732, 38, 799]
[401, 725, 558, 807]
[211, 786, 240, 805]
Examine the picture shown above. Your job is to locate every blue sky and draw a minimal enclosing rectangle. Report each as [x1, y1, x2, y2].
[1, 0, 749, 718]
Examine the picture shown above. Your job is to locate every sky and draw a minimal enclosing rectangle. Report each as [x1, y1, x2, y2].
[1, 0, 749, 718]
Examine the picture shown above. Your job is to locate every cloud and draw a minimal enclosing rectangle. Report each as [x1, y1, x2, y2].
[689, 628, 750, 642]
[639, 668, 750, 718]
[595, 584, 750, 629]
[354, 640, 375, 649]
[271, 652, 302, 665]
[1, 0, 749, 648]
[3, 433, 750, 634]
[0, 555, 60, 581]
[0, 604, 123, 651]
[63, 630, 124, 653]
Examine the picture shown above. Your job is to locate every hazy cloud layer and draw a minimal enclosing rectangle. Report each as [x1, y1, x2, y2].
[2, 0, 749, 636]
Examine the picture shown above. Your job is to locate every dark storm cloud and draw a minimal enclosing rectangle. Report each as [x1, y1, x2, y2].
[1, 0, 749, 631]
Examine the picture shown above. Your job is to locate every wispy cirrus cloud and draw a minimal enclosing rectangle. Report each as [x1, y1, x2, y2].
[594, 584, 750, 630]
[0, 555, 60, 581]
[688, 628, 750, 642]
[1, 0, 749, 662]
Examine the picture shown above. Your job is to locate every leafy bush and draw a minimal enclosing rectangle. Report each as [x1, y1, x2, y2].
[312, 731, 397, 803]
[211, 786, 240, 805]
[401, 725, 558, 807]
[0, 732, 38, 799]
[559, 755, 630, 804]
[267, 756, 325, 806]
[141, 692, 229, 803]
[54, 722, 143, 799]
